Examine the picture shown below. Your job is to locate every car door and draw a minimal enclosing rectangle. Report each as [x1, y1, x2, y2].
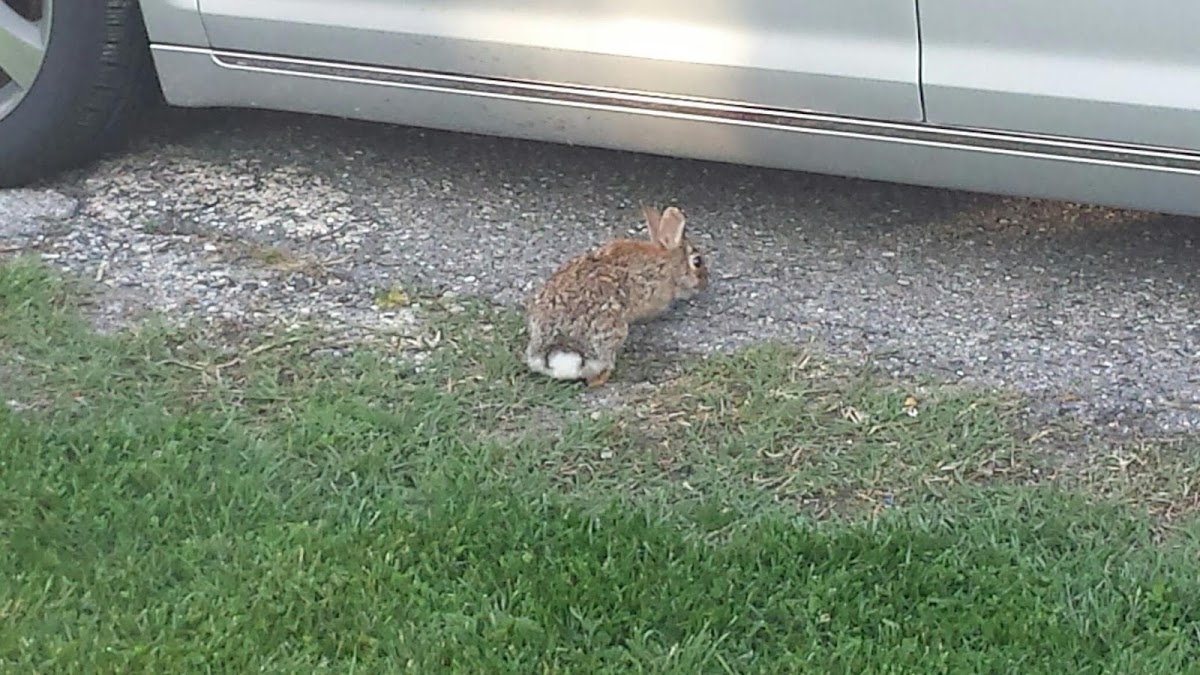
[195, 0, 923, 122]
[918, 0, 1200, 152]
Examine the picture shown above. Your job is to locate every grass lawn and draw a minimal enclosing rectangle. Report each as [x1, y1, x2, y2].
[2, 256, 1199, 673]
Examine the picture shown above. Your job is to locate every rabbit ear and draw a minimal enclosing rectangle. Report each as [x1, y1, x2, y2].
[641, 204, 662, 237]
[652, 206, 686, 249]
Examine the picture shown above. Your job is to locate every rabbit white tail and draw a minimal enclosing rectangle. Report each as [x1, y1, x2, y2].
[547, 351, 586, 379]
[526, 348, 609, 381]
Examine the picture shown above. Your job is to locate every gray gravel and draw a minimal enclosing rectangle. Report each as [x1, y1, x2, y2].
[3, 107, 1200, 434]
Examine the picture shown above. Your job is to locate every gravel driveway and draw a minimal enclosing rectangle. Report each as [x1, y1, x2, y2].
[3, 108, 1199, 434]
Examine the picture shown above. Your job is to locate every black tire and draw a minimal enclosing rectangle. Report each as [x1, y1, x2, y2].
[0, 0, 159, 187]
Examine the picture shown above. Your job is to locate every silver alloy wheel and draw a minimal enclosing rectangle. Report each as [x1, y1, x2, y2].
[0, 0, 52, 119]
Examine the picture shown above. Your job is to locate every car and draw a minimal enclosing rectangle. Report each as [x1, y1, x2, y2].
[3, 0, 1199, 216]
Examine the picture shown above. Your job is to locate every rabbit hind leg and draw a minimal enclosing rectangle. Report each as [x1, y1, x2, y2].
[586, 367, 612, 388]
[583, 321, 627, 388]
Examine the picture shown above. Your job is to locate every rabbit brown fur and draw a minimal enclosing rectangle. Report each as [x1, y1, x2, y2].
[524, 205, 709, 387]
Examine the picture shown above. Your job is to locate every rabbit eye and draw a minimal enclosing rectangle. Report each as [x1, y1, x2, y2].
[690, 254, 703, 268]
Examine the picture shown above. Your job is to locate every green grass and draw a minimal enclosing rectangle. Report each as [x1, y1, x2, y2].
[2, 256, 1200, 673]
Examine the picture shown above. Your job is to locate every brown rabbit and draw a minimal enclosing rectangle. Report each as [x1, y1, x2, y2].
[524, 204, 709, 387]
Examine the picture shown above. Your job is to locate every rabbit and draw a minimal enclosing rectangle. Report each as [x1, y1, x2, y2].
[524, 204, 709, 387]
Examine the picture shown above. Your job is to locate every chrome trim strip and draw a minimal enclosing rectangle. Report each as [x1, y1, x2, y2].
[155, 44, 1200, 175]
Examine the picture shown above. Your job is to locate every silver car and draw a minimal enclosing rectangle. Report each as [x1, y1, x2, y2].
[3, 1, 1198, 217]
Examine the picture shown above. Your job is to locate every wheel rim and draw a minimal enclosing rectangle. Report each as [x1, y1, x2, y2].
[0, 0, 52, 120]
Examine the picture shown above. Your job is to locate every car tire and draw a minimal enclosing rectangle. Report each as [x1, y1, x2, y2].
[0, 0, 159, 187]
